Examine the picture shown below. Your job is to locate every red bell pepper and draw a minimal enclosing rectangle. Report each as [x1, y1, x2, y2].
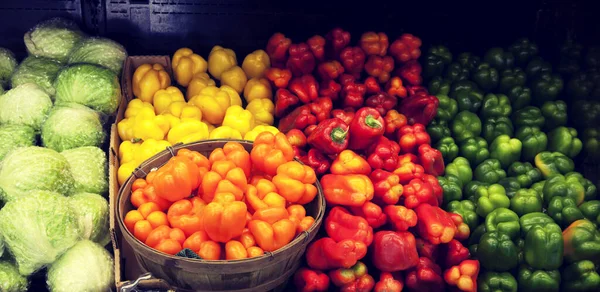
[307, 35, 326, 62]
[398, 153, 420, 164]
[293, 146, 307, 159]
[366, 136, 400, 171]
[416, 238, 440, 261]
[330, 150, 371, 175]
[274, 88, 299, 118]
[360, 31, 389, 56]
[332, 108, 355, 125]
[364, 76, 381, 94]
[329, 261, 369, 288]
[300, 149, 331, 176]
[418, 144, 445, 176]
[294, 268, 330, 292]
[307, 118, 349, 155]
[405, 257, 445, 292]
[287, 43, 316, 77]
[449, 212, 471, 241]
[393, 156, 425, 184]
[416, 204, 456, 244]
[306, 237, 367, 270]
[339, 47, 366, 78]
[374, 272, 404, 292]
[399, 93, 439, 125]
[398, 123, 431, 154]
[444, 239, 470, 268]
[350, 202, 387, 229]
[304, 125, 317, 137]
[422, 174, 443, 206]
[398, 60, 423, 86]
[309, 97, 333, 122]
[407, 85, 429, 96]
[384, 110, 407, 137]
[389, 33, 422, 63]
[265, 67, 292, 89]
[348, 107, 385, 150]
[289, 75, 319, 104]
[266, 32, 291, 68]
[325, 28, 351, 59]
[443, 260, 480, 292]
[340, 275, 375, 292]
[278, 105, 317, 133]
[365, 55, 394, 83]
[341, 81, 367, 109]
[325, 206, 373, 246]
[370, 170, 403, 205]
[384, 205, 418, 231]
[319, 80, 342, 100]
[339, 73, 356, 86]
[372, 231, 419, 272]
[403, 178, 438, 209]
[385, 76, 408, 98]
[318, 60, 344, 81]
[365, 92, 398, 116]
[286, 129, 307, 149]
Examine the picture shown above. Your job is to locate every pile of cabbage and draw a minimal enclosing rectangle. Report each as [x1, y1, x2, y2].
[0, 17, 124, 291]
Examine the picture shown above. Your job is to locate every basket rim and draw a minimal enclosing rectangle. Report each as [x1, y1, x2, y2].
[116, 139, 326, 266]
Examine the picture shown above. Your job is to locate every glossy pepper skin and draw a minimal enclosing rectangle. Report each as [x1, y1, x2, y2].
[447, 200, 479, 230]
[472, 63, 499, 91]
[428, 76, 451, 95]
[525, 56, 552, 79]
[444, 259, 480, 292]
[416, 204, 456, 244]
[473, 184, 510, 217]
[365, 92, 397, 116]
[475, 159, 506, 184]
[384, 205, 417, 231]
[482, 116, 514, 144]
[484, 47, 515, 70]
[477, 232, 519, 272]
[306, 237, 367, 270]
[418, 144, 445, 176]
[566, 172, 598, 201]
[445, 62, 470, 83]
[320, 80, 342, 100]
[278, 105, 317, 133]
[405, 257, 445, 291]
[427, 119, 451, 144]
[286, 43, 315, 77]
[385, 76, 408, 98]
[459, 137, 490, 167]
[579, 200, 600, 225]
[203, 193, 247, 243]
[325, 28, 351, 59]
[561, 260, 600, 291]
[360, 31, 388, 56]
[250, 132, 295, 176]
[348, 107, 384, 151]
[515, 126, 548, 161]
[523, 223, 564, 270]
[423, 45, 453, 78]
[531, 73, 564, 105]
[274, 88, 299, 118]
[510, 188, 543, 216]
[547, 126, 583, 158]
[480, 93, 512, 120]
[300, 149, 331, 176]
[512, 106, 545, 128]
[326, 206, 373, 246]
[266, 33, 291, 68]
[548, 196, 585, 228]
[332, 108, 355, 126]
[329, 261, 371, 289]
[370, 170, 403, 205]
[444, 239, 471, 268]
[489, 135, 522, 169]
[455, 88, 484, 114]
[294, 268, 330, 292]
[398, 123, 432, 154]
[485, 207, 520, 240]
[172, 48, 208, 87]
[307, 118, 349, 155]
[306, 35, 325, 62]
[451, 111, 482, 143]
[507, 85, 532, 110]
[389, 33, 422, 63]
[509, 38, 539, 65]
[341, 80, 367, 109]
[404, 178, 439, 209]
[372, 231, 419, 272]
[445, 156, 473, 186]
[153, 156, 201, 202]
[498, 177, 521, 199]
[398, 60, 423, 86]
[399, 93, 439, 125]
[339, 47, 366, 78]
[498, 68, 526, 93]
[266, 68, 292, 89]
[317, 60, 344, 81]
[289, 75, 319, 104]
[542, 174, 585, 206]
[435, 137, 459, 163]
[477, 271, 517, 292]
[563, 219, 600, 263]
[535, 151, 575, 178]
[321, 174, 374, 207]
[541, 100, 567, 130]
[351, 202, 387, 229]
[365, 55, 394, 83]
[435, 94, 458, 122]
[517, 265, 560, 292]
[366, 136, 400, 171]
[394, 155, 425, 184]
[374, 272, 403, 292]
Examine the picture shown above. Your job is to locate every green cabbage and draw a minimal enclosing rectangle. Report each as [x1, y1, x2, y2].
[0, 261, 28, 292]
[0, 146, 74, 202]
[24, 17, 85, 63]
[54, 63, 121, 115]
[0, 125, 37, 161]
[60, 146, 108, 195]
[0, 48, 17, 89]
[47, 240, 114, 292]
[0, 191, 81, 276]
[0, 83, 53, 131]
[69, 193, 110, 246]
[68, 37, 127, 74]
[41, 104, 105, 152]
[10, 56, 63, 96]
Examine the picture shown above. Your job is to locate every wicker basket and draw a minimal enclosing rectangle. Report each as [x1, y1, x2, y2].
[116, 140, 326, 292]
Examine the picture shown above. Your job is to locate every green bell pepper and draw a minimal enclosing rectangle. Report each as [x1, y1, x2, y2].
[472, 63, 499, 91]
[489, 135, 522, 169]
[512, 106, 545, 128]
[427, 119, 451, 144]
[519, 212, 554, 236]
[562, 260, 600, 292]
[423, 45, 453, 78]
[457, 52, 480, 72]
[499, 68, 527, 93]
[459, 137, 490, 167]
[477, 232, 519, 271]
[579, 200, 600, 226]
[563, 219, 600, 263]
[525, 56, 552, 79]
[475, 159, 507, 184]
[479, 271, 518, 292]
[435, 94, 458, 121]
[507, 85, 532, 111]
[524, 223, 563, 270]
[428, 76, 451, 96]
[485, 207, 520, 240]
[516, 237, 526, 264]
[509, 38, 539, 65]
[435, 136, 459, 164]
[515, 126, 548, 161]
[510, 188, 543, 216]
[444, 156, 473, 186]
[532, 73, 564, 105]
[548, 196, 585, 228]
[498, 177, 521, 199]
[583, 128, 600, 160]
[572, 100, 600, 129]
[547, 126, 583, 158]
[451, 111, 482, 143]
[540, 100, 568, 131]
[465, 180, 490, 201]
[474, 183, 510, 217]
[567, 72, 594, 99]
[518, 265, 560, 292]
[450, 80, 479, 99]
[446, 200, 479, 230]
[507, 161, 542, 188]
[482, 116, 514, 144]
[542, 174, 585, 206]
[531, 180, 546, 195]
[469, 223, 487, 254]
[445, 62, 470, 83]
[484, 47, 515, 71]
[534, 151, 575, 178]
[438, 174, 463, 203]
[455, 88, 484, 113]
[565, 172, 598, 201]
[480, 93, 512, 119]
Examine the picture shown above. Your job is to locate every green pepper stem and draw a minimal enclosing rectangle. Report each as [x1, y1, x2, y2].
[365, 115, 382, 128]
[331, 127, 348, 143]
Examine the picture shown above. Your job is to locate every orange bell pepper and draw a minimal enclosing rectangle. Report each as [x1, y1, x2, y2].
[273, 161, 318, 204]
[253, 207, 289, 224]
[182, 231, 221, 260]
[208, 142, 252, 178]
[237, 228, 256, 249]
[200, 160, 248, 202]
[248, 213, 296, 252]
[124, 202, 169, 242]
[203, 193, 247, 243]
[288, 204, 316, 233]
[153, 156, 200, 202]
[225, 240, 248, 260]
[132, 178, 148, 191]
[167, 197, 207, 237]
[320, 174, 375, 207]
[130, 183, 172, 211]
[252, 178, 277, 198]
[330, 150, 372, 175]
[247, 246, 264, 258]
[250, 132, 295, 176]
[245, 185, 286, 212]
[177, 149, 211, 178]
[145, 225, 186, 255]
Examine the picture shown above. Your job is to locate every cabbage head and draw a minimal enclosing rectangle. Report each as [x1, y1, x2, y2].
[54, 63, 121, 115]
[47, 240, 114, 292]
[69, 192, 110, 246]
[60, 146, 108, 194]
[10, 56, 63, 96]
[24, 17, 85, 63]
[0, 124, 37, 161]
[0, 48, 17, 89]
[0, 261, 28, 292]
[0, 190, 81, 276]
[68, 37, 127, 74]
[0, 83, 53, 131]
[0, 146, 74, 202]
[41, 104, 105, 152]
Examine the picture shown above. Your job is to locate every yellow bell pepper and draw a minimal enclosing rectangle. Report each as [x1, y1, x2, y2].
[119, 140, 138, 163]
[209, 126, 243, 139]
[243, 125, 280, 141]
[203, 119, 216, 133]
[187, 72, 216, 100]
[242, 50, 270, 79]
[172, 48, 208, 87]
[220, 66, 247, 94]
[167, 120, 210, 145]
[208, 46, 237, 80]
[118, 139, 171, 185]
[165, 101, 202, 121]
[243, 77, 273, 103]
[220, 85, 243, 107]
[162, 113, 182, 129]
[188, 86, 231, 125]
[132, 63, 171, 102]
[222, 105, 255, 136]
[124, 99, 155, 119]
[153, 86, 185, 114]
[246, 98, 275, 126]
[118, 107, 171, 142]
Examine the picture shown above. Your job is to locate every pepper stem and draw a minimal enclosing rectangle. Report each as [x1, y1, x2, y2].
[331, 127, 348, 143]
[365, 115, 382, 128]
